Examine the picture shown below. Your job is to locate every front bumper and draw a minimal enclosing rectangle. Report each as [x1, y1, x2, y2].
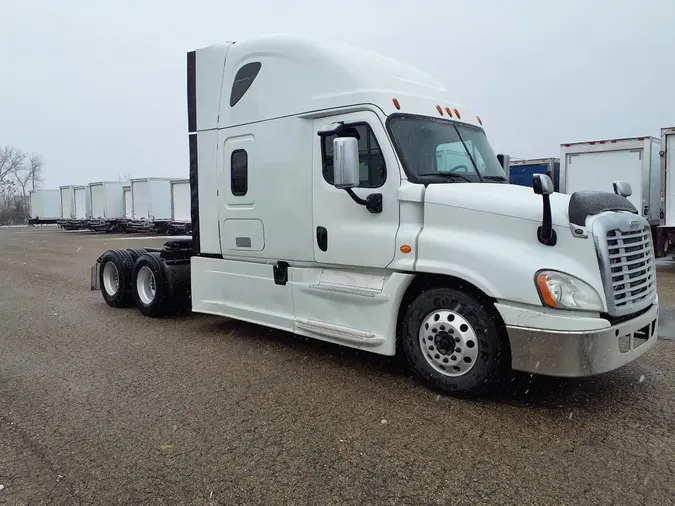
[506, 303, 659, 377]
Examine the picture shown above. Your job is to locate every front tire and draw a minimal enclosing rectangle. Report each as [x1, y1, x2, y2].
[400, 287, 509, 398]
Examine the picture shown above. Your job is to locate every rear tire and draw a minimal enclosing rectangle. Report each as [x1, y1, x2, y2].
[131, 253, 170, 317]
[400, 287, 509, 398]
[127, 248, 147, 261]
[99, 249, 134, 307]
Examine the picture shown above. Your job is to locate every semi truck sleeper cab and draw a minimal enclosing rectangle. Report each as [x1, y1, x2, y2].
[92, 34, 658, 397]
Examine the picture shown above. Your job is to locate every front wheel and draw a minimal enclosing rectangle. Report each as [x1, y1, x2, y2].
[400, 287, 509, 398]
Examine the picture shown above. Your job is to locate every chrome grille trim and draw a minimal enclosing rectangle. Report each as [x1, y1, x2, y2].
[591, 213, 657, 317]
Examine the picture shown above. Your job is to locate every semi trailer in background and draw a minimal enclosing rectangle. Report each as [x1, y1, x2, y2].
[657, 127, 675, 257]
[29, 189, 61, 225]
[560, 137, 662, 227]
[507, 158, 560, 191]
[58, 185, 90, 230]
[126, 177, 173, 233]
[168, 178, 191, 235]
[123, 184, 132, 220]
[86, 181, 125, 232]
[91, 34, 658, 398]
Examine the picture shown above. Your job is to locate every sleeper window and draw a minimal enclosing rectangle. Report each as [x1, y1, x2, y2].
[321, 123, 386, 188]
[231, 150, 248, 196]
[229, 62, 262, 107]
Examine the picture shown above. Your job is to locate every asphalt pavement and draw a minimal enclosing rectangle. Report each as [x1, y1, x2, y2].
[1, 226, 674, 505]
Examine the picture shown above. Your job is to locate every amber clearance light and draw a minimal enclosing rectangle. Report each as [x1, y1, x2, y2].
[536, 272, 558, 308]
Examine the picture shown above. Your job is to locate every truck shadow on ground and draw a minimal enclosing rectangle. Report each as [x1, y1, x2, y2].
[202, 316, 649, 412]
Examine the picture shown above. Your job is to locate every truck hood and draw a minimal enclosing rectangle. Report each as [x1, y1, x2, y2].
[424, 183, 571, 226]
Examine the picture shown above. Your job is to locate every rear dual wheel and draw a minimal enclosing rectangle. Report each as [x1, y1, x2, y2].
[99, 249, 135, 307]
[99, 248, 149, 308]
[131, 254, 170, 317]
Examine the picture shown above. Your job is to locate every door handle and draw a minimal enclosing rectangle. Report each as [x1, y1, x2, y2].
[316, 226, 328, 251]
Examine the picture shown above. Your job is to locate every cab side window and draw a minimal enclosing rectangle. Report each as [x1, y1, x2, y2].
[321, 123, 386, 188]
[231, 149, 248, 196]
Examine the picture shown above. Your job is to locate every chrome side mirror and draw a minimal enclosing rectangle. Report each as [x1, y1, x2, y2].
[532, 173, 556, 246]
[332, 137, 360, 189]
[532, 173, 554, 195]
[613, 180, 632, 198]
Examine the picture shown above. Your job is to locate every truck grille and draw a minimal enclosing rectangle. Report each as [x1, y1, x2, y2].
[604, 226, 656, 314]
[591, 213, 657, 317]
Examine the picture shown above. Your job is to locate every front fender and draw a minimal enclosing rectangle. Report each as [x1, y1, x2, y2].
[414, 205, 605, 309]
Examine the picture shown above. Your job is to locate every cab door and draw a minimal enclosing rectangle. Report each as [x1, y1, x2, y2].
[312, 111, 400, 267]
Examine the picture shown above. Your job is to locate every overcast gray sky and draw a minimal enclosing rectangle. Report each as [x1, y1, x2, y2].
[2, 0, 674, 188]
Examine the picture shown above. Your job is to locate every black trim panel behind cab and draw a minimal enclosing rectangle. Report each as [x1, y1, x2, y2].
[187, 51, 197, 133]
[189, 133, 200, 253]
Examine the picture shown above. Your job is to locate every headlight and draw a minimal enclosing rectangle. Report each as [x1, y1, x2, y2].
[535, 270, 604, 311]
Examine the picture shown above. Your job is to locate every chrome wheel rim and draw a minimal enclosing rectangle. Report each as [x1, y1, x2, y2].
[137, 266, 156, 305]
[418, 309, 479, 377]
[102, 262, 119, 296]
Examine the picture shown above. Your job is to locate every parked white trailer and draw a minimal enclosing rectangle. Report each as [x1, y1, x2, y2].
[60, 186, 75, 219]
[123, 184, 132, 219]
[171, 179, 190, 221]
[87, 181, 125, 232]
[73, 186, 90, 219]
[92, 34, 659, 399]
[560, 137, 662, 225]
[168, 179, 191, 234]
[130, 178, 172, 221]
[58, 185, 89, 230]
[29, 189, 61, 224]
[125, 178, 173, 233]
[655, 127, 675, 256]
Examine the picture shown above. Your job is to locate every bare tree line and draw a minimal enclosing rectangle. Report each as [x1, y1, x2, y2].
[0, 145, 45, 225]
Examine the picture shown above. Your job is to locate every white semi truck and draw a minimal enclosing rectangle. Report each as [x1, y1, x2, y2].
[92, 34, 659, 397]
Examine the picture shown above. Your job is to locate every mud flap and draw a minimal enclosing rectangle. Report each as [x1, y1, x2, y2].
[90, 263, 100, 291]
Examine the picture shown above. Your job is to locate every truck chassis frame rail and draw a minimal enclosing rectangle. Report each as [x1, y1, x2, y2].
[124, 219, 172, 235]
[28, 218, 60, 225]
[86, 219, 125, 233]
[58, 219, 89, 230]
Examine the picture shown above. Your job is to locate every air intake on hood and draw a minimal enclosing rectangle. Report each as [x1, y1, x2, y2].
[568, 190, 637, 227]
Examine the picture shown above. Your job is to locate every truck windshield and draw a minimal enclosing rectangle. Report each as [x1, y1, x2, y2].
[387, 114, 508, 183]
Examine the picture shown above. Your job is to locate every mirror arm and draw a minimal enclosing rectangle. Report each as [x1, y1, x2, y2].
[537, 194, 557, 246]
[344, 188, 382, 214]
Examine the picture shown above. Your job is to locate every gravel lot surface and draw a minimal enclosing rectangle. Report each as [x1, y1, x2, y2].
[1, 226, 673, 505]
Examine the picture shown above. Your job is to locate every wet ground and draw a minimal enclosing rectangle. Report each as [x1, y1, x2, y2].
[1, 226, 673, 505]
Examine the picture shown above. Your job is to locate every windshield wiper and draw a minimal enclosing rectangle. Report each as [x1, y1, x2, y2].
[482, 176, 508, 182]
[417, 172, 472, 183]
